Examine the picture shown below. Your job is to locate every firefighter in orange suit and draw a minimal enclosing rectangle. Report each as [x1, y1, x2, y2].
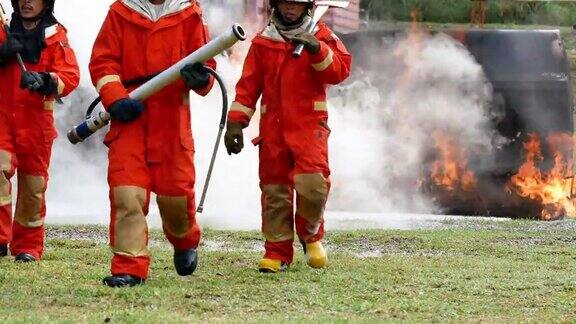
[0, 0, 80, 262]
[225, 0, 351, 273]
[90, 0, 216, 287]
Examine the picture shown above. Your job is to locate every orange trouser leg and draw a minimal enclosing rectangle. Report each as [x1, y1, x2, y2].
[109, 185, 151, 279]
[288, 120, 331, 244]
[106, 120, 152, 279]
[10, 140, 53, 259]
[152, 146, 201, 251]
[0, 113, 15, 246]
[294, 174, 330, 244]
[0, 161, 14, 245]
[10, 172, 49, 259]
[258, 128, 296, 264]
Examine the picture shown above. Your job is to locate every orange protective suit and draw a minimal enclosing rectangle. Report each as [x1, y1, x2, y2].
[228, 22, 351, 264]
[0, 24, 80, 259]
[89, 0, 215, 279]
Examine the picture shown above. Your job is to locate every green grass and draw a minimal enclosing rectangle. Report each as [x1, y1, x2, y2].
[1, 221, 576, 322]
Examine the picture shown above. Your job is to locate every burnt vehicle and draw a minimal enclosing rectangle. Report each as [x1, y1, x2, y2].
[339, 29, 574, 218]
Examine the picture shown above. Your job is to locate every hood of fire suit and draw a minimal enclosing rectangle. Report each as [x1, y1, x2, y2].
[121, 0, 192, 22]
[9, 12, 59, 64]
[271, 9, 312, 40]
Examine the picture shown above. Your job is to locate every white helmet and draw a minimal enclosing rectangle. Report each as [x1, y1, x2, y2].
[270, 0, 314, 9]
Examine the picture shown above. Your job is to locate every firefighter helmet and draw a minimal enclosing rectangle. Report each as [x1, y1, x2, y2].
[11, 0, 55, 13]
[270, 0, 314, 9]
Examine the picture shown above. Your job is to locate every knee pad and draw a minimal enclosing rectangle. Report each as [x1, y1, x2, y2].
[111, 186, 148, 257]
[294, 173, 329, 221]
[0, 150, 13, 206]
[261, 184, 294, 242]
[157, 195, 189, 238]
[14, 175, 45, 228]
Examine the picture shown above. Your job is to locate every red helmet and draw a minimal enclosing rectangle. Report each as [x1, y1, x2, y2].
[11, 0, 55, 13]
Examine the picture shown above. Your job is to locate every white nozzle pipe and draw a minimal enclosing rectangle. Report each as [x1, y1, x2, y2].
[68, 24, 247, 144]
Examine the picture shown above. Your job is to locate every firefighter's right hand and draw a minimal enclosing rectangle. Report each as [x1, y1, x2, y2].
[0, 36, 23, 61]
[109, 98, 145, 123]
[20, 71, 45, 92]
[224, 122, 244, 155]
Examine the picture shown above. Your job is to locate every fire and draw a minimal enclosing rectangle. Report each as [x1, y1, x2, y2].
[429, 131, 477, 192]
[508, 133, 575, 220]
[395, 8, 427, 84]
[399, 5, 575, 220]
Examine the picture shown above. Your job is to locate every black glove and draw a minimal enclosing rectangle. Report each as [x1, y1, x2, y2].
[0, 36, 23, 63]
[109, 98, 145, 123]
[20, 71, 58, 95]
[224, 122, 244, 155]
[180, 62, 210, 90]
[292, 32, 321, 55]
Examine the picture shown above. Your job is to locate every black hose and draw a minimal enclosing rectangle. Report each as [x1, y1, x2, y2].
[205, 66, 228, 128]
[197, 66, 228, 213]
[85, 97, 102, 118]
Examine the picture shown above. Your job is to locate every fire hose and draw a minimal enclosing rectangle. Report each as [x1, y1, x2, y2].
[67, 24, 246, 213]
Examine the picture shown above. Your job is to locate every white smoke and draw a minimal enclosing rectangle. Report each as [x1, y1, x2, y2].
[2, 1, 497, 229]
[328, 31, 496, 215]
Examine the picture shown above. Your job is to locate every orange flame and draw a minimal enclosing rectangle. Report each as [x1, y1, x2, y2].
[509, 133, 575, 220]
[430, 131, 477, 192]
[395, 8, 427, 84]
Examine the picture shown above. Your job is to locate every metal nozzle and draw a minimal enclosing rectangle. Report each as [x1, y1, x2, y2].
[67, 128, 83, 145]
[233, 24, 247, 41]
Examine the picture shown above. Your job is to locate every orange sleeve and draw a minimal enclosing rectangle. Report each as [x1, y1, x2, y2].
[227, 43, 263, 126]
[89, 10, 129, 110]
[309, 33, 352, 85]
[188, 7, 216, 97]
[49, 29, 80, 97]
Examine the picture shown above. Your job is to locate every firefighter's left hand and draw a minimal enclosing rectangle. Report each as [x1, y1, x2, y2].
[20, 71, 57, 95]
[224, 122, 244, 155]
[181, 62, 210, 90]
[292, 32, 321, 54]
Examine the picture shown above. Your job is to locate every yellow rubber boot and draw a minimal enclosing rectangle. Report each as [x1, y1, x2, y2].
[304, 241, 328, 269]
[258, 258, 286, 273]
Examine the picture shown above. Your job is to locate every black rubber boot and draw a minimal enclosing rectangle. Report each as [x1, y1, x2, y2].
[0, 244, 7, 257]
[14, 253, 36, 262]
[174, 248, 198, 276]
[102, 274, 145, 288]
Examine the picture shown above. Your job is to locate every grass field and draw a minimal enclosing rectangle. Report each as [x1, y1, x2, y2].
[1, 220, 576, 322]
